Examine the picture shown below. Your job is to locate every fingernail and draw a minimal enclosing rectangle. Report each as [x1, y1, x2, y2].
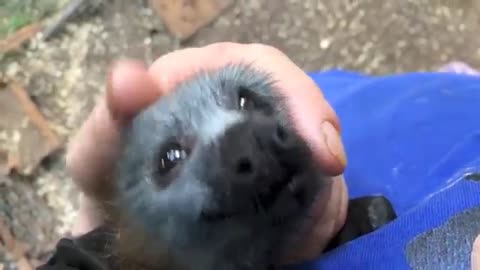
[321, 121, 347, 168]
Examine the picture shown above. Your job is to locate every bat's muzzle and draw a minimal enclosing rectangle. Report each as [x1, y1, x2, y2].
[200, 114, 316, 224]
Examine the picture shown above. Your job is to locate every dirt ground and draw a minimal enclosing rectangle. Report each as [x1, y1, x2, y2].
[1, 0, 480, 267]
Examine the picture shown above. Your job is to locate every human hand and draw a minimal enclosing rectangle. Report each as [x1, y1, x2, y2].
[65, 42, 349, 264]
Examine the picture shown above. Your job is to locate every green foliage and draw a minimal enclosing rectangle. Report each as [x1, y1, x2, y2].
[0, 0, 63, 39]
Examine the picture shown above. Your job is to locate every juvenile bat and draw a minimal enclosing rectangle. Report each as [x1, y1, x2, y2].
[113, 63, 397, 270]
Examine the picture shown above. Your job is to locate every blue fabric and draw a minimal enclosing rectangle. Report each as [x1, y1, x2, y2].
[286, 70, 480, 270]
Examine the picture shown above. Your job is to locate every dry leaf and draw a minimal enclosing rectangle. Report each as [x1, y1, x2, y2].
[149, 0, 234, 40]
[0, 77, 61, 175]
[0, 23, 43, 54]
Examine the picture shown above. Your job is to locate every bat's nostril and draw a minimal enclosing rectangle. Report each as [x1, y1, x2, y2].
[236, 157, 254, 175]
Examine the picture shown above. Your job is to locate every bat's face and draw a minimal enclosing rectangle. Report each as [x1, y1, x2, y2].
[116, 64, 331, 270]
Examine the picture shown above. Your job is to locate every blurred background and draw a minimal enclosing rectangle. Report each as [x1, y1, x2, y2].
[0, 0, 479, 268]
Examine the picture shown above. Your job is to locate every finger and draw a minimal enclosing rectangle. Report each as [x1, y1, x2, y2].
[281, 175, 349, 263]
[107, 60, 164, 122]
[149, 42, 346, 175]
[286, 89, 346, 175]
[473, 235, 480, 270]
[66, 60, 162, 198]
[149, 42, 341, 130]
[304, 175, 349, 257]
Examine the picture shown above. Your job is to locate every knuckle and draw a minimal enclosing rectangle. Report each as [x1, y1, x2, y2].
[247, 43, 286, 58]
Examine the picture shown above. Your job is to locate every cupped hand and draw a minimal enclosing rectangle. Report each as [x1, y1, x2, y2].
[65, 42, 348, 264]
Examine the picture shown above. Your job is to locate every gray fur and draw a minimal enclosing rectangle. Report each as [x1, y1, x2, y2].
[115, 63, 322, 270]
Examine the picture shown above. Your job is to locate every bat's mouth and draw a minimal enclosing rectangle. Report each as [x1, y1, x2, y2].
[200, 174, 305, 225]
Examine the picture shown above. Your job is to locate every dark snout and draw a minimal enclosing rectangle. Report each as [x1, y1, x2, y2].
[221, 115, 306, 183]
[201, 114, 318, 223]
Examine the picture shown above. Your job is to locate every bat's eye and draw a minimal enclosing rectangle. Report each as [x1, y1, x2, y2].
[158, 142, 188, 174]
[238, 94, 255, 111]
[238, 87, 273, 115]
[238, 87, 256, 111]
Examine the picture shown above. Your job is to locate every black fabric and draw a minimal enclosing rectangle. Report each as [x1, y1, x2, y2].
[36, 225, 118, 270]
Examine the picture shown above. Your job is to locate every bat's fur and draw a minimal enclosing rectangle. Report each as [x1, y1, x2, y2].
[112, 63, 333, 270]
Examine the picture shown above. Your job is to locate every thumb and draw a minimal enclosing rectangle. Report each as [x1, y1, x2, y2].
[66, 60, 162, 199]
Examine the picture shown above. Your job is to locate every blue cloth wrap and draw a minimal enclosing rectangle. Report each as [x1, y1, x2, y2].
[286, 70, 480, 270]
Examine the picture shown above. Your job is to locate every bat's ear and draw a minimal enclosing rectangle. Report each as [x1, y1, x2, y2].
[472, 235, 480, 270]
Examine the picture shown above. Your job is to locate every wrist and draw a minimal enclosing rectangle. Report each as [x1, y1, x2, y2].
[71, 193, 109, 237]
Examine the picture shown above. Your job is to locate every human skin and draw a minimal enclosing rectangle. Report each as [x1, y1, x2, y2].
[473, 236, 480, 269]
[65, 42, 350, 264]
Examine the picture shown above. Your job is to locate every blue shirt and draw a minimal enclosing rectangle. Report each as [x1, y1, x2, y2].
[287, 70, 480, 270]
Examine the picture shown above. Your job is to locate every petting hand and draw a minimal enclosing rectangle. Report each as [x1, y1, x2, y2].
[65, 42, 348, 264]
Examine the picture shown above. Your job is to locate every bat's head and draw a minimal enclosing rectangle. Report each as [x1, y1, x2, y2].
[115, 64, 331, 269]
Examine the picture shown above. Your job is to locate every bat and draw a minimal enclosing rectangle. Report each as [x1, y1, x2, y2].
[37, 63, 397, 270]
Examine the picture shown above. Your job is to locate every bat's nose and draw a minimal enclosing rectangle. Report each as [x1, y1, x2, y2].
[221, 115, 297, 175]
[212, 114, 309, 212]
[227, 122, 295, 178]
